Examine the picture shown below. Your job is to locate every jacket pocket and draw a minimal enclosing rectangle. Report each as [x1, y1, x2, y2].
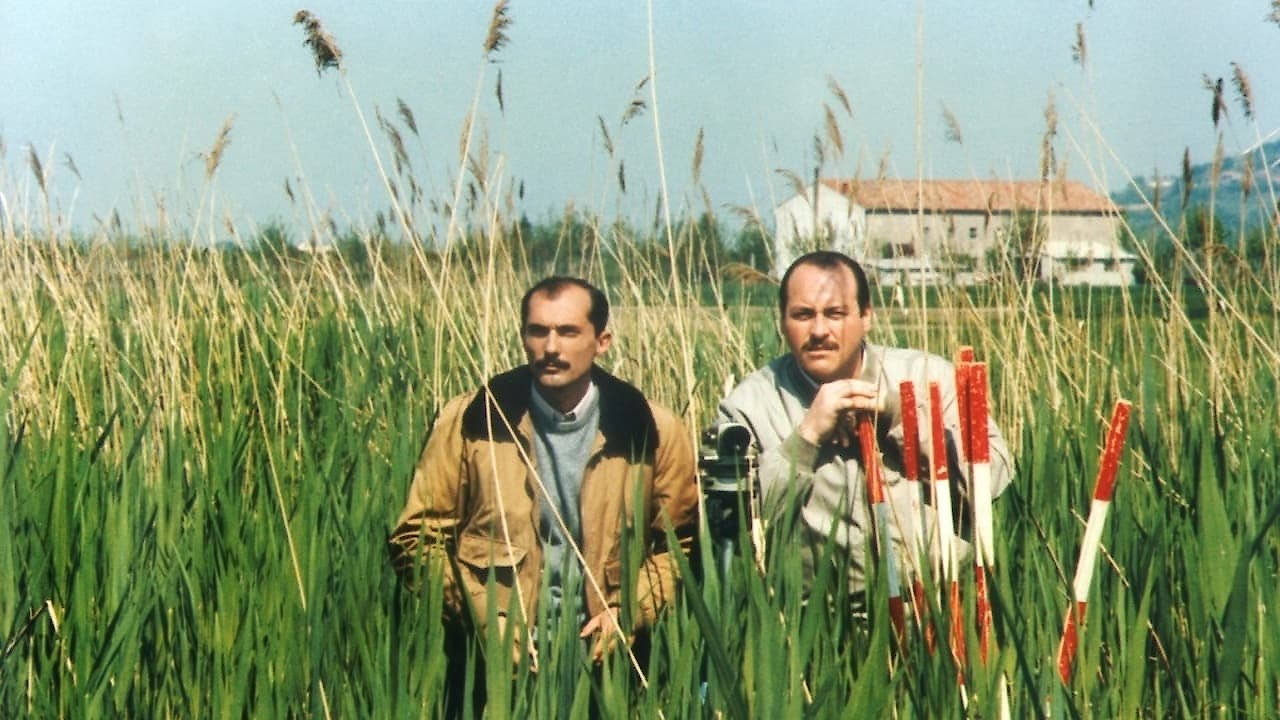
[456, 534, 528, 569]
[604, 559, 624, 592]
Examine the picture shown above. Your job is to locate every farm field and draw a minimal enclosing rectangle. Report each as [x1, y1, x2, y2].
[0, 234, 1277, 718]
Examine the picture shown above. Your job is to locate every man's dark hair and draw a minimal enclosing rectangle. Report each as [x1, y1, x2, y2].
[521, 276, 610, 334]
[778, 251, 871, 316]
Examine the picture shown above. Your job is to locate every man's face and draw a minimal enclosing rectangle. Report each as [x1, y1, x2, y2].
[522, 286, 611, 404]
[781, 262, 872, 383]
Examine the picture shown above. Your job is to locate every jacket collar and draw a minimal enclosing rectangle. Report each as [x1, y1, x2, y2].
[461, 365, 658, 458]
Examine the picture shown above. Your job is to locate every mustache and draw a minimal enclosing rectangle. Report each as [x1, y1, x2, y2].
[534, 358, 570, 370]
[802, 341, 839, 352]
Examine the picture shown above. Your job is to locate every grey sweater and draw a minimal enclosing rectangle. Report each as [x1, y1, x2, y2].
[529, 383, 600, 613]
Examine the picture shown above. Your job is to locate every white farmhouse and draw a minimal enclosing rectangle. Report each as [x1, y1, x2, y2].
[773, 178, 1131, 285]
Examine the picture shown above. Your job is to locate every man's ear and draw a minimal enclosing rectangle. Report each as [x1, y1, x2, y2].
[595, 330, 613, 356]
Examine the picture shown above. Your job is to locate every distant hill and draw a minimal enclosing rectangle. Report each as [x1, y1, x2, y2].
[1111, 138, 1280, 238]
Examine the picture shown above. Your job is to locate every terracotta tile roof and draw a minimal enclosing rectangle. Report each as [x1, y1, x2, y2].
[819, 178, 1117, 214]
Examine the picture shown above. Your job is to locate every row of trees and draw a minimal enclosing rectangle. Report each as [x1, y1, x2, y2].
[238, 200, 1276, 292]
[247, 210, 775, 281]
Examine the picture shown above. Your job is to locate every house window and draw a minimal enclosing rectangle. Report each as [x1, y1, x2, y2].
[968, 227, 978, 240]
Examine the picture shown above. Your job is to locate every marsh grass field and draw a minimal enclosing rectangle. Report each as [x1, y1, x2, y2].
[4, 5, 1280, 718]
[1, 217, 1278, 718]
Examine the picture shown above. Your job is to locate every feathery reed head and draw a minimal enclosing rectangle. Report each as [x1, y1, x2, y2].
[396, 98, 419, 136]
[203, 114, 235, 180]
[827, 75, 853, 117]
[1230, 63, 1254, 120]
[294, 10, 343, 75]
[692, 127, 705, 184]
[1072, 22, 1087, 66]
[484, 0, 512, 57]
[1039, 93, 1058, 181]
[1203, 74, 1227, 128]
[1181, 147, 1193, 207]
[823, 104, 844, 158]
[62, 153, 82, 181]
[376, 108, 410, 175]
[27, 145, 46, 196]
[941, 103, 963, 144]
[622, 98, 646, 126]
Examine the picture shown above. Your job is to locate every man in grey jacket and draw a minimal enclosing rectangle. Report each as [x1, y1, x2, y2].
[717, 250, 1014, 598]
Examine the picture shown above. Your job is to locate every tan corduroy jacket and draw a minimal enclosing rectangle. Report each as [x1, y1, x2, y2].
[389, 366, 698, 636]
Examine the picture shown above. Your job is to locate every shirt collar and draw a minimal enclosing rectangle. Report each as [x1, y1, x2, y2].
[529, 380, 598, 425]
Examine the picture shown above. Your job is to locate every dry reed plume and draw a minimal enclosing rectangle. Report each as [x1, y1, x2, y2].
[1230, 62, 1254, 119]
[692, 127, 705, 184]
[395, 98, 418, 136]
[62, 153, 81, 181]
[294, 9, 343, 75]
[823, 104, 844, 159]
[1181, 147, 1193, 208]
[202, 114, 235, 180]
[941, 103, 963, 145]
[26, 145, 46, 196]
[827, 75, 853, 117]
[1039, 93, 1058, 182]
[484, 0, 512, 57]
[1204, 74, 1227, 129]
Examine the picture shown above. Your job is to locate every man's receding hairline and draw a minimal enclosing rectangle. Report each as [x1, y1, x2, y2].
[781, 260, 864, 311]
[530, 282, 587, 303]
[521, 276, 610, 334]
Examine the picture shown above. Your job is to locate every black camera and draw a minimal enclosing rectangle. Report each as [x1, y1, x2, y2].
[698, 422, 758, 548]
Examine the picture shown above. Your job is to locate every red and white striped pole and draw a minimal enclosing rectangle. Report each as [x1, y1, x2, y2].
[963, 358, 1011, 719]
[968, 362, 996, 663]
[858, 415, 907, 646]
[927, 381, 963, 666]
[955, 347, 975, 465]
[898, 381, 930, 647]
[1057, 400, 1134, 684]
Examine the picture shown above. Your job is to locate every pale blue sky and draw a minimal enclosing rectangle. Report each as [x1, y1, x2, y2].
[3, 1, 1278, 237]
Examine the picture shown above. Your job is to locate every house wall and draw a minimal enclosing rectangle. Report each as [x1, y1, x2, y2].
[772, 186, 867, 273]
[864, 211, 1000, 264]
[865, 211, 1121, 269]
[1041, 213, 1121, 247]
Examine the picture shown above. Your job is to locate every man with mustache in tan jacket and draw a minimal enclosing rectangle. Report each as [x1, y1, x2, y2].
[389, 276, 697, 711]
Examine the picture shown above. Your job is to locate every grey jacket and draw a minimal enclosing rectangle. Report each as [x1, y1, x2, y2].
[716, 343, 1014, 596]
